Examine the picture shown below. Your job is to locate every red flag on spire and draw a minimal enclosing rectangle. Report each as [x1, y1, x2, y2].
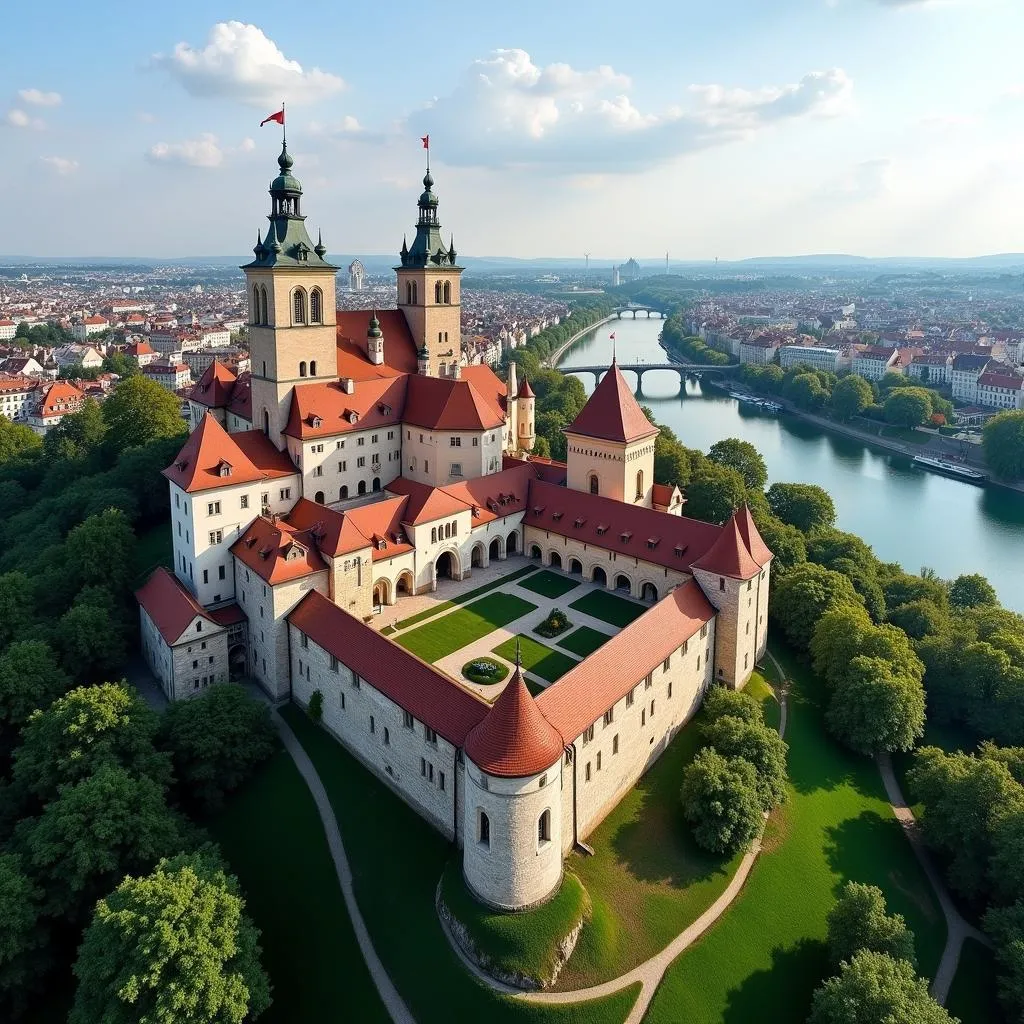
[609, 332, 616, 340]
[260, 109, 285, 127]
[421, 134, 430, 149]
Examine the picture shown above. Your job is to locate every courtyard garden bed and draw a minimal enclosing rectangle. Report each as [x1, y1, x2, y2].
[398, 592, 537, 663]
[280, 705, 641, 1024]
[462, 657, 509, 687]
[535, 608, 571, 638]
[438, 861, 591, 989]
[557, 626, 613, 659]
[493, 634, 579, 684]
[519, 570, 581, 600]
[569, 590, 646, 628]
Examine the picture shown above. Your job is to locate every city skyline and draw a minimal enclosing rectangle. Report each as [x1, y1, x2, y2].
[4, 0, 1022, 260]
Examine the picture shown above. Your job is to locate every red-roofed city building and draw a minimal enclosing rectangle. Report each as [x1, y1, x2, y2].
[125, 338, 157, 366]
[28, 379, 85, 433]
[977, 367, 1024, 410]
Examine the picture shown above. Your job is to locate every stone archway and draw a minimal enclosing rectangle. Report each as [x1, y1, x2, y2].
[549, 551, 563, 569]
[592, 565, 608, 586]
[434, 548, 461, 585]
[569, 558, 583, 575]
[471, 543, 485, 569]
[507, 532, 519, 555]
[530, 544, 542, 560]
[396, 570, 414, 596]
[228, 643, 247, 680]
[641, 581, 658, 602]
[489, 536, 503, 562]
[615, 573, 632, 594]
[373, 578, 391, 607]
[314, 490, 325, 505]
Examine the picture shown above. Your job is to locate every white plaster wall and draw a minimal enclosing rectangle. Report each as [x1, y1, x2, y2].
[292, 426, 403, 503]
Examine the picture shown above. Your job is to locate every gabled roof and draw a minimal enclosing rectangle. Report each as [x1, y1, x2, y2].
[735, 505, 773, 567]
[403, 374, 505, 431]
[162, 414, 296, 494]
[284, 375, 407, 440]
[437, 463, 534, 525]
[135, 567, 222, 645]
[288, 590, 488, 744]
[979, 370, 1024, 390]
[227, 372, 252, 422]
[336, 310, 418, 381]
[502, 453, 568, 485]
[230, 515, 329, 585]
[563, 360, 658, 444]
[537, 579, 715, 741]
[691, 512, 761, 580]
[189, 360, 237, 409]
[464, 665, 564, 777]
[285, 495, 411, 559]
[38, 380, 85, 416]
[385, 476, 470, 526]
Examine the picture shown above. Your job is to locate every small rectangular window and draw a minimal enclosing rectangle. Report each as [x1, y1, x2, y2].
[582, 724, 594, 744]
[700, 624, 708, 639]
[330, 655, 339, 672]
[384, 728, 390, 746]
[613, 734, 619, 754]
[341, 692, 346, 710]
[663, 656, 671, 672]
[301, 634, 309, 649]
[645, 673, 653, 690]
[585, 762, 592, 782]
[403, 711, 414, 729]
[421, 757, 426, 776]
[603, 709, 614, 727]
[240, 495, 249, 509]
[218, 565, 226, 580]
[626, 688, 635, 707]
[370, 716, 375, 734]
[439, 771, 445, 791]
[208, 529, 222, 545]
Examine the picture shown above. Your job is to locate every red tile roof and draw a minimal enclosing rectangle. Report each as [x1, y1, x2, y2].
[502, 453, 568, 485]
[135, 567, 220, 645]
[735, 505, 773, 567]
[38, 380, 85, 417]
[979, 370, 1024, 390]
[336, 309, 418, 381]
[288, 590, 488, 744]
[189, 360, 237, 408]
[537, 579, 715, 741]
[162, 415, 296, 494]
[227, 372, 252, 422]
[284, 375, 407, 440]
[437, 463, 534, 525]
[461, 364, 508, 421]
[517, 377, 535, 399]
[385, 476, 470, 525]
[208, 603, 247, 627]
[564, 361, 658, 444]
[230, 515, 329, 585]
[651, 482, 678, 507]
[403, 374, 505, 431]
[525, 478, 722, 573]
[464, 666, 564, 777]
[691, 512, 760, 580]
[285, 497, 374, 557]
[0, 373, 38, 395]
[126, 340, 156, 356]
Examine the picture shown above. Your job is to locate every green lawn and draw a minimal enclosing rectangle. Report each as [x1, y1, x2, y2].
[209, 750, 389, 1023]
[745, 671, 781, 734]
[946, 937, 1004, 1024]
[570, 590, 647, 628]
[441, 861, 590, 985]
[643, 647, 945, 1024]
[519, 570, 582, 600]
[494, 633, 579, 684]
[558, 626, 614, 659]
[397, 592, 537, 663]
[280, 705, 641, 1024]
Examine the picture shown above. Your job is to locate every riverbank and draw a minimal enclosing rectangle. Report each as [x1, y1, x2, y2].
[545, 315, 616, 367]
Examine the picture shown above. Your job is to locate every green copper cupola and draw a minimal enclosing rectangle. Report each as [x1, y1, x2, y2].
[399, 170, 459, 269]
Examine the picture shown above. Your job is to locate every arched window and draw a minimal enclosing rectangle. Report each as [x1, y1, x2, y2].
[259, 285, 268, 325]
[262, 409, 270, 436]
[252, 284, 260, 324]
[589, 474, 599, 495]
[358, 480, 366, 495]
[443, 281, 451, 304]
[479, 811, 490, 847]
[635, 470, 644, 501]
[538, 809, 551, 843]
[444, 522, 451, 539]
[310, 288, 322, 324]
[310, 360, 317, 377]
[431, 528, 437, 544]
[293, 288, 307, 325]
[299, 361, 307, 377]
[340, 485, 349, 499]
[411, 282, 418, 305]
[434, 281, 442, 303]
[314, 490, 325, 504]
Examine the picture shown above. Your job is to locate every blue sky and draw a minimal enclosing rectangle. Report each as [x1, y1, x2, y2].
[4, 0, 1022, 259]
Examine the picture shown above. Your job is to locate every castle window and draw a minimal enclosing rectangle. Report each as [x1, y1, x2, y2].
[603, 708, 614, 727]
[369, 716, 375, 734]
[636, 470, 644, 501]
[435, 281, 442, 303]
[403, 711, 414, 729]
[252, 284, 260, 324]
[596, 752, 602, 771]
[582, 724, 594, 745]
[663, 656, 671, 672]
[719, 577, 725, 591]
[585, 762, 592, 782]
[310, 288, 322, 324]
[340, 485, 348, 499]
[478, 811, 490, 847]
[431, 528, 437, 544]
[259, 286, 268, 325]
[310, 360, 317, 376]
[443, 281, 451, 304]
[538, 809, 551, 844]
[589, 474, 599, 495]
[299, 361, 307, 377]
[626, 688, 635, 708]
[613, 734, 619, 755]
[700, 623, 708, 638]
[384, 727, 390, 746]
[425, 726, 438, 745]
[293, 288, 307, 325]
[412, 282, 418, 304]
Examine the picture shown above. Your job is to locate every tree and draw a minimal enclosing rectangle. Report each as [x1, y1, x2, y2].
[0, 419, 42, 465]
[12, 683, 171, 805]
[983, 410, 1024, 479]
[0, 572, 34, 651]
[808, 950, 955, 1024]
[101, 375, 187, 453]
[71, 848, 271, 1024]
[702, 686, 765, 727]
[684, 463, 749, 524]
[700, 715, 788, 810]
[826, 881, 917, 969]
[65, 508, 137, 594]
[826, 655, 926, 755]
[831, 557, 886, 622]
[749, 509, 807, 575]
[16, 764, 185, 922]
[887, 599, 950, 641]
[56, 600, 128, 684]
[949, 573, 998, 610]
[101, 352, 140, 378]
[786, 371, 830, 410]
[830, 375, 873, 421]
[680, 748, 763, 854]
[42, 398, 108, 464]
[766, 482, 836, 534]
[0, 641, 71, 742]
[883, 388, 933, 428]
[0, 853, 48, 1015]
[985, 899, 1024, 1021]
[771, 562, 862, 651]
[707, 438, 768, 491]
[882, 569, 949, 612]
[158, 684, 277, 814]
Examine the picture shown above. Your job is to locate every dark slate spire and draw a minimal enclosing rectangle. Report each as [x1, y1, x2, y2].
[398, 168, 460, 269]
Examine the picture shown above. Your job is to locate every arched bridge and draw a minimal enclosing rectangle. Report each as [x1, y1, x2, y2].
[565, 362, 734, 388]
[612, 304, 665, 318]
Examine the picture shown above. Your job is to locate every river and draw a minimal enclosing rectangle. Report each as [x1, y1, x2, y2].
[558, 317, 1024, 612]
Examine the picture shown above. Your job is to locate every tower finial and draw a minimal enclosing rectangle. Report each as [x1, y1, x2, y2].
[515, 636, 521, 670]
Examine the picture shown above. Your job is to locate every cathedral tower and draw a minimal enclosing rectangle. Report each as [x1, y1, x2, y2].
[395, 164, 462, 378]
[244, 140, 339, 447]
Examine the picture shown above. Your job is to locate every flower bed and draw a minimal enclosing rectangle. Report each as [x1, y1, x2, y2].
[534, 608, 571, 639]
[462, 657, 510, 686]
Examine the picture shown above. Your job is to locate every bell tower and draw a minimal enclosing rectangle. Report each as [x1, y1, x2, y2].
[395, 154, 462, 378]
[243, 137, 339, 447]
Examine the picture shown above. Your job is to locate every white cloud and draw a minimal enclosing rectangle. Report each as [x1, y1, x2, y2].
[147, 133, 259, 168]
[152, 21, 344, 107]
[407, 50, 853, 172]
[5, 108, 45, 130]
[137, 111, 157, 123]
[18, 88, 61, 107]
[818, 158, 892, 199]
[40, 156, 79, 175]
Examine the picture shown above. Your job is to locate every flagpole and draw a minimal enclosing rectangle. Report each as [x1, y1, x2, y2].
[282, 100, 286, 148]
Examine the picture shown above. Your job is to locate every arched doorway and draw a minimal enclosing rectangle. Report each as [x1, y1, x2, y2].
[489, 537, 502, 561]
[530, 544, 542, 560]
[373, 579, 390, 607]
[228, 644, 246, 680]
[569, 558, 582, 575]
[471, 543, 485, 568]
[549, 551, 562, 569]
[372, 477, 381, 492]
[641, 582, 658, 602]
[615, 574, 632, 594]
[592, 566, 607, 586]
[507, 532, 519, 555]
[436, 551, 456, 580]
[396, 571, 414, 596]
[358, 480, 367, 495]
[314, 490, 325, 505]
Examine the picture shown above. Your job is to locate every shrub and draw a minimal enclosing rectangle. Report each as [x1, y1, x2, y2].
[680, 748, 763, 855]
[462, 658, 510, 686]
[826, 881, 917, 969]
[535, 608, 571, 638]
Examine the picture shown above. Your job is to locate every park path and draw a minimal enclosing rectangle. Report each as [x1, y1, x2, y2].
[439, 651, 791, 1024]
[875, 752, 990, 1005]
[274, 709, 416, 1024]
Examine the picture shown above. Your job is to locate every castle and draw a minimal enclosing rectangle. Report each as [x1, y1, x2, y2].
[136, 141, 773, 912]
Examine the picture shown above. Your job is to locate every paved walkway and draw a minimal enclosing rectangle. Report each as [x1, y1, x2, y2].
[439, 652, 791, 1023]
[876, 753, 990, 1005]
[274, 710, 415, 1024]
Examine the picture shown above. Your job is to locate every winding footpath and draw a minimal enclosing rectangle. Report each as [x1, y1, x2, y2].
[875, 752, 990, 1005]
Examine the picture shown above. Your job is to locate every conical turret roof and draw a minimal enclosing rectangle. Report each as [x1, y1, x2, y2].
[691, 510, 761, 580]
[564, 360, 658, 444]
[517, 376, 535, 399]
[736, 504, 773, 566]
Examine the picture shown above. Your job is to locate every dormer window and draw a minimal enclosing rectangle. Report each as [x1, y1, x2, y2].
[620, 531, 633, 543]
[596, 524, 608, 535]
[309, 415, 322, 428]
[552, 511, 563, 522]
[532, 506, 545, 516]
[573, 517, 586, 528]
[347, 411, 358, 424]
[647, 537, 660, 550]
[217, 460, 232, 477]
[674, 544, 687, 557]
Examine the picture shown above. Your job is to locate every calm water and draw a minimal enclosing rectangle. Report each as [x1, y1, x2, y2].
[559, 317, 1024, 612]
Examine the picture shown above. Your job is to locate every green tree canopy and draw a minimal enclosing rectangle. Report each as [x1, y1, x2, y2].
[701, 686, 765, 728]
[707, 437, 768, 491]
[887, 599, 950, 641]
[101, 375, 187, 453]
[748, 509, 807, 575]
[826, 881, 917, 969]
[983, 410, 1024, 479]
[683, 463, 749, 524]
[42, 398, 108, 465]
[766, 482, 837, 534]
[65, 508, 137, 594]
[949, 573, 999, 610]
[985, 898, 1024, 1021]
[785, 371, 830, 410]
[0, 572, 35, 651]
[680, 748, 763, 855]
[56, 599, 129, 684]
[830, 375, 874, 421]
[700, 715, 788, 810]
[0, 641, 71, 742]
[808, 950, 955, 1024]
[883, 388, 933, 428]
[71, 848, 271, 1024]
[0, 852, 48, 1015]
[771, 562, 862, 651]
[0, 419, 42, 465]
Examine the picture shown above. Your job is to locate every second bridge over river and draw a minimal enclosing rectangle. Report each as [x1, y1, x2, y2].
[563, 362, 735, 390]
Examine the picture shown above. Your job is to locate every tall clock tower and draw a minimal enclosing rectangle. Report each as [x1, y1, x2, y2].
[395, 169, 462, 378]
[243, 141, 339, 447]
